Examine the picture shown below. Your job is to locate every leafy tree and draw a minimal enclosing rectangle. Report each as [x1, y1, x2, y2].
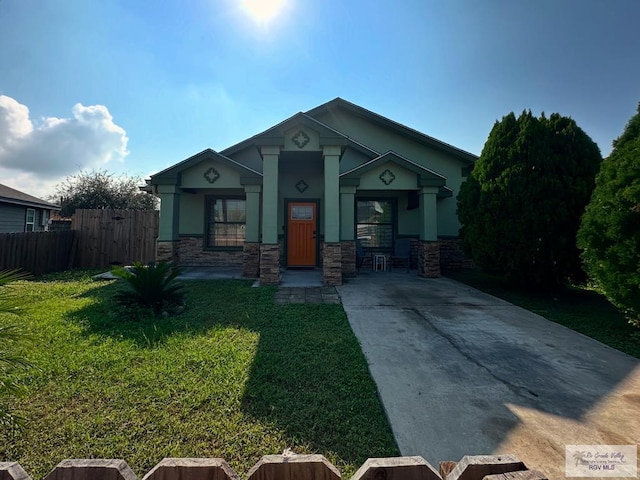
[457, 110, 602, 287]
[579, 103, 640, 323]
[52, 169, 158, 217]
[0, 269, 32, 435]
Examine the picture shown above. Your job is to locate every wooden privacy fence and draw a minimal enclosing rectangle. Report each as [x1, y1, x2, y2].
[72, 209, 159, 268]
[0, 454, 549, 480]
[0, 230, 75, 276]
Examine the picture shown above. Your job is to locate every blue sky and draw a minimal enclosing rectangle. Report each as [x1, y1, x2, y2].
[0, 0, 638, 198]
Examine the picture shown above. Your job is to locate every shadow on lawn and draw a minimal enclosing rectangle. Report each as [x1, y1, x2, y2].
[238, 301, 399, 466]
[67, 279, 399, 468]
[64, 279, 218, 348]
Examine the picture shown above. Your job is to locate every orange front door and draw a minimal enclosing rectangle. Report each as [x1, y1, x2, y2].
[287, 202, 317, 267]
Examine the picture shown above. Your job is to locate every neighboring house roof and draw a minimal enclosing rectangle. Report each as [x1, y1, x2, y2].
[306, 97, 478, 164]
[0, 183, 60, 210]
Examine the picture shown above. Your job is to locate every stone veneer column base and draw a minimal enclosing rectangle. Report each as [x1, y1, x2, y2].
[243, 243, 260, 278]
[341, 241, 356, 278]
[260, 244, 280, 285]
[323, 242, 342, 286]
[418, 241, 441, 278]
[157, 241, 179, 263]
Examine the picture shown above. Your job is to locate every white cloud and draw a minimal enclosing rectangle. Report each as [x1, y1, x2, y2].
[0, 95, 129, 197]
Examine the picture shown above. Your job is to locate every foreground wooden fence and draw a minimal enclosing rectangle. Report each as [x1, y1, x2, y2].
[72, 209, 158, 269]
[0, 454, 548, 480]
[0, 230, 75, 276]
[0, 210, 159, 275]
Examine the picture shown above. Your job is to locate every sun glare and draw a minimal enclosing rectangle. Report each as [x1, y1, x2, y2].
[242, 0, 285, 24]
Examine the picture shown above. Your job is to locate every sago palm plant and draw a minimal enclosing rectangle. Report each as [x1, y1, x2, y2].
[112, 261, 186, 316]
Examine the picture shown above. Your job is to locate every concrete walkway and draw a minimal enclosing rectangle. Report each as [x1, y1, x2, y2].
[97, 267, 338, 304]
[337, 272, 640, 479]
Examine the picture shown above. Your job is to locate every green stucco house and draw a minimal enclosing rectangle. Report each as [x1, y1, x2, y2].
[148, 98, 477, 285]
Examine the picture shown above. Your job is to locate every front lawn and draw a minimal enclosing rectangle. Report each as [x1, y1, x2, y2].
[446, 269, 640, 359]
[0, 272, 398, 479]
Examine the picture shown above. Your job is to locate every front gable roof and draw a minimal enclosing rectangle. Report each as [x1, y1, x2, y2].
[307, 98, 478, 165]
[341, 151, 447, 188]
[221, 112, 379, 158]
[0, 183, 60, 210]
[150, 148, 262, 186]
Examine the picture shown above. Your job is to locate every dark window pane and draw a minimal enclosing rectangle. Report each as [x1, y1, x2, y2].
[357, 225, 392, 249]
[225, 199, 246, 222]
[208, 198, 246, 248]
[212, 224, 245, 247]
[356, 200, 394, 250]
[357, 200, 392, 223]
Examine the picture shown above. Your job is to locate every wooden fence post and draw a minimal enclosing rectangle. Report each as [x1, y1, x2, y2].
[142, 458, 240, 480]
[247, 454, 341, 480]
[0, 462, 32, 480]
[43, 459, 138, 480]
[482, 472, 548, 480]
[445, 456, 526, 480]
[351, 456, 441, 480]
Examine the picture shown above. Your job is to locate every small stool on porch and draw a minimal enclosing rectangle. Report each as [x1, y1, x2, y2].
[373, 254, 388, 271]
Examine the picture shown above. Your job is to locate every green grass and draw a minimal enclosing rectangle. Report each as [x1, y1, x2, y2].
[0, 271, 398, 479]
[446, 269, 640, 359]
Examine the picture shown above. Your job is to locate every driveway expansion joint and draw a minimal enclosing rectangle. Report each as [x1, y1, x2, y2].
[408, 306, 542, 403]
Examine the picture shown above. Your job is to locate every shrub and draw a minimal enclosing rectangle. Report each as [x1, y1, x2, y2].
[112, 261, 186, 316]
[579, 103, 640, 323]
[457, 110, 602, 287]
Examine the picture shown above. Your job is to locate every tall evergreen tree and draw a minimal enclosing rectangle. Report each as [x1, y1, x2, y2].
[579, 104, 640, 322]
[458, 110, 602, 287]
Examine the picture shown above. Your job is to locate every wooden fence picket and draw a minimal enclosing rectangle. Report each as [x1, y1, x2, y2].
[1, 454, 547, 480]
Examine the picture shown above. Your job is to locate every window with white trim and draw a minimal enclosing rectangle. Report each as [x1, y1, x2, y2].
[25, 208, 36, 232]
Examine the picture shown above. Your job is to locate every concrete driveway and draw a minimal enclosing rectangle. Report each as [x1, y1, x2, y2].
[337, 273, 640, 478]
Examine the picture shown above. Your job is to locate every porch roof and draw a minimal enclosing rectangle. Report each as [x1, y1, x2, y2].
[340, 151, 448, 188]
[149, 148, 262, 186]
